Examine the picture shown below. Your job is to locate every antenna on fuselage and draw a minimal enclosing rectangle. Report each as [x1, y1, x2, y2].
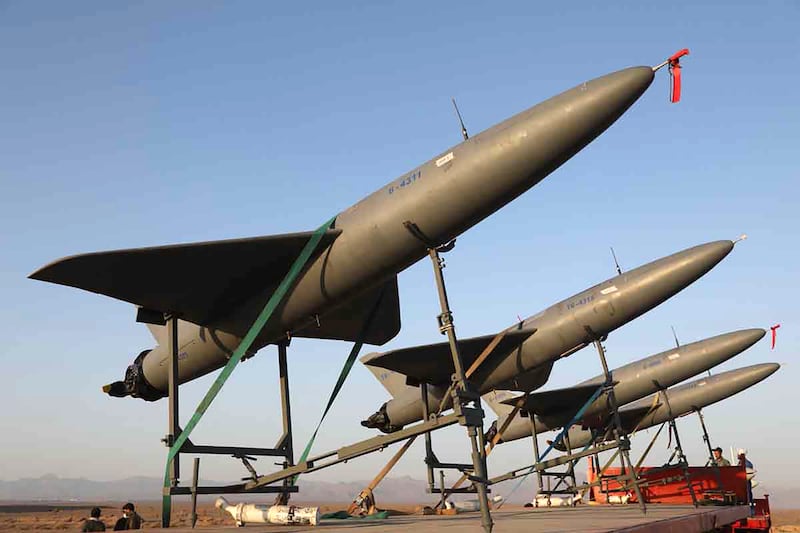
[671, 326, 681, 348]
[610, 247, 623, 275]
[672, 325, 711, 376]
[451, 98, 469, 141]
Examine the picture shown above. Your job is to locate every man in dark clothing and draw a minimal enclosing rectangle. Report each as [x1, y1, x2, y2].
[113, 502, 142, 530]
[81, 507, 106, 531]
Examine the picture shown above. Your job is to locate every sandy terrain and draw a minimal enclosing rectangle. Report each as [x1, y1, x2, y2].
[0, 502, 797, 531]
[773, 509, 800, 532]
[0, 501, 419, 531]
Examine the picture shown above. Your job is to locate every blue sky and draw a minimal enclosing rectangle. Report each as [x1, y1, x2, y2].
[1, 1, 797, 498]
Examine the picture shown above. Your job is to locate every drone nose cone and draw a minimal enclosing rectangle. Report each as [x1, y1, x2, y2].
[584, 66, 655, 115]
[689, 329, 766, 370]
[537, 66, 655, 156]
[658, 240, 734, 288]
[603, 240, 734, 326]
[723, 363, 781, 390]
[711, 328, 766, 358]
[694, 240, 735, 266]
[735, 328, 767, 351]
[750, 362, 781, 382]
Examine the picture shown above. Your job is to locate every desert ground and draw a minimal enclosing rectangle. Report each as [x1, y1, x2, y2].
[774, 509, 800, 532]
[0, 501, 797, 531]
[0, 501, 420, 531]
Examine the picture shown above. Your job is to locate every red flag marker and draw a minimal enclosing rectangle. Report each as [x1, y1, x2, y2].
[770, 324, 781, 349]
[668, 49, 690, 103]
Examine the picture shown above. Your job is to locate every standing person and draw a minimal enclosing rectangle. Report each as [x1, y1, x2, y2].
[711, 447, 731, 467]
[81, 507, 106, 531]
[113, 503, 143, 530]
[737, 449, 755, 513]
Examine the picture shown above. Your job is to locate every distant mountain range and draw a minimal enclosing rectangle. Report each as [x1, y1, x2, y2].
[0, 474, 526, 505]
[1, 474, 795, 509]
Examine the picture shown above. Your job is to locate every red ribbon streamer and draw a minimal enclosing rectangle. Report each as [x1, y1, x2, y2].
[668, 49, 690, 103]
[770, 324, 781, 349]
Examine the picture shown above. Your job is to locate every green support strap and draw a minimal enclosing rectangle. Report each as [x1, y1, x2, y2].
[293, 286, 387, 483]
[161, 215, 336, 527]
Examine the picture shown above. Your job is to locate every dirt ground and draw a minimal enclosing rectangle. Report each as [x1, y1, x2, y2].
[774, 509, 800, 532]
[0, 501, 419, 531]
[0, 502, 797, 531]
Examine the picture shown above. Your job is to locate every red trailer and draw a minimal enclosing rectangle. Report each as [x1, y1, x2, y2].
[586, 459, 770, 532]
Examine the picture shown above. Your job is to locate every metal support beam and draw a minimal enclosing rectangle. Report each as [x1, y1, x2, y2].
[180, 444, 289, 456]
[659, 389, 698, 507]
[348, 435, 417, 515]
[492, 382, 605, 507]
[160, 327, 303, 520]
[426, 245, 493, 533]
[275, 341, 294, 505]
[547, 432, 579, 497]
[634, 423, 666, 470]
[244, 412, 461, 490]
[162, 315, 180, 527]
[696, 408, 715, 462]
[167, 315, 180, 486]
[420, 382, 436, 492]
[239, 235, 491, 530]
[171, 484, 300, 496]
[526, 406, 544, 495]
[489, 441, 620, 485]
[696, 408, 726, 492]
[435, 402, 522, 508]
[589, 334, 646, 514]
[190, 458, 200, 529]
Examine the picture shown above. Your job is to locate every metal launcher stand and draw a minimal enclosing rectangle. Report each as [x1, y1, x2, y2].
[346, 326, 516, 517]
[606, 388, 699, 507]
[582, 334, 645, 511]
[695, 408, 731, 501]
[523, 409, 578, 505]
[156, 224, 495, 532]
[586, 384, 699, 508]
[655, 386, 698, 507]
[489, 331, 646, 513]
[411, 227, 493, 533]
[159, 315, 297, 527]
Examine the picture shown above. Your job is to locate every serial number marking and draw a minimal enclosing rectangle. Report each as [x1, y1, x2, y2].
[387, 169, 422, 194]
[436, 152, 454, 167]
[159, 351, 189, 366]
[566, 294, 594, 310]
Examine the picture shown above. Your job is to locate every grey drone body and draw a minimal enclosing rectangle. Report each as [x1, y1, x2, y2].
[555, 363, 780, 450]
[32, 65, 656, 400]
[489, 328, 765, 443]
[361, 240, 736, 433]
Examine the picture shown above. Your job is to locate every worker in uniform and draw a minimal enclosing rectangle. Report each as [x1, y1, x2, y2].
[710, 446, 731, 467]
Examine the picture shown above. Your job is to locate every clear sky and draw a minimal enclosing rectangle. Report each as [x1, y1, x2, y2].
[1, 0, 797, 499]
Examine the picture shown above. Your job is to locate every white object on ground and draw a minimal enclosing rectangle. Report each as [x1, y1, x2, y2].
[534, 495, 575, 507]
[607, 494, 631, 505]
[215, 497, 319, 526]
[453, 500, 481, 512]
